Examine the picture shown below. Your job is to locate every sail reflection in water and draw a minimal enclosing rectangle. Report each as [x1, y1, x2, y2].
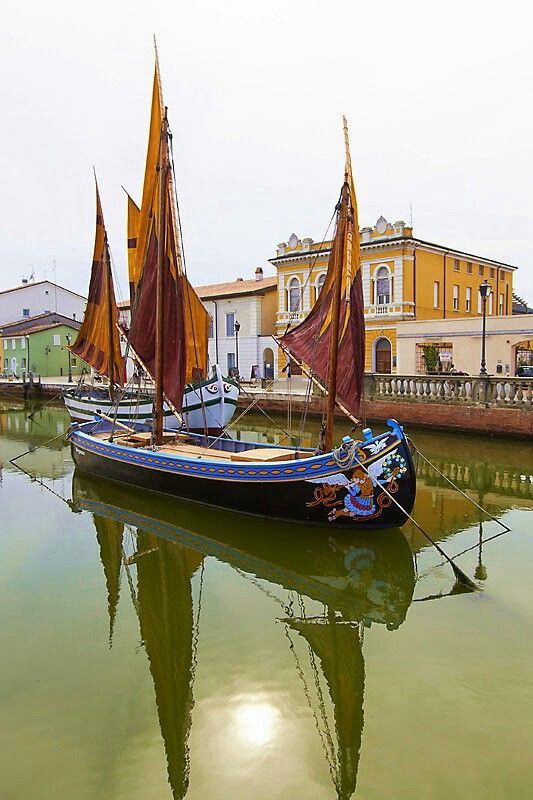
[73, 473, 415, 799]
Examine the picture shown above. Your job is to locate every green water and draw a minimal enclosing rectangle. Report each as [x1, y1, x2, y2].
[1, 401, 532, 799]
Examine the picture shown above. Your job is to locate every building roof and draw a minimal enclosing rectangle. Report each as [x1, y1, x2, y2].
[270, 233, 518, 271]
[195, 276, 277, 299]
[117, 276, 278, 310]
[0, 279, 87, 301]
[0, 312, 81, 336]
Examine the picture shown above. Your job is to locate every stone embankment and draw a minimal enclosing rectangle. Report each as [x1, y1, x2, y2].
[2, 374, 532, 438]
[240, 374, 533, 439]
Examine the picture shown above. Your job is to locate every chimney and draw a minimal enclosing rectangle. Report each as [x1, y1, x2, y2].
[22, 277, 28, 284]
[255, 266, 263, 281]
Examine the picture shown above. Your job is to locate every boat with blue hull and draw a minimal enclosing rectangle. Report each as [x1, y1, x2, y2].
[69, 417, 415, 528]
[69, 55, 417, 530]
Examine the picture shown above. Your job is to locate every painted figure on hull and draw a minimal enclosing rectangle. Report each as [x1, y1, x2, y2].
[329, 468, 376, 520]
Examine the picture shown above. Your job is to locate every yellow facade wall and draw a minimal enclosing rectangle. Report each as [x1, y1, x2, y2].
[271, 223, 517, 375]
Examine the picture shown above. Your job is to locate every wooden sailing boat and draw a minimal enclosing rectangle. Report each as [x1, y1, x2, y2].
[68, 59, 416, 529]
[64, 75, 238, 433]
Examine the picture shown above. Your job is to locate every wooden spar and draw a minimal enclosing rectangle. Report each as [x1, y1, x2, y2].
[274, 337, 361, 430]
[323, 181, 349, 452]
[96, 411, 135, 434]
[105, 234, 115, 401]
[154, 109, 169, 445]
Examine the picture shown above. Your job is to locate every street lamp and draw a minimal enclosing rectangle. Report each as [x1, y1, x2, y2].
[479, 280, 491, 375]
[234, 320, 241, 379]
[65, 333, 73, 382]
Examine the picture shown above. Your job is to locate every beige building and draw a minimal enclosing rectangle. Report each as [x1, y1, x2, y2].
[196, 268, 278, 380]
[396, 315, 533, 376]
[118, 268, 278, 380]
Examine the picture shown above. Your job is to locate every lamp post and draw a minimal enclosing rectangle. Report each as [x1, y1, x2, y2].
[65, 333, 73, 383]
[479, 280, 491, 375]
[234, 320, 240, 380]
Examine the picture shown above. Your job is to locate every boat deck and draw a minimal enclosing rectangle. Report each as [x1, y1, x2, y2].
[92, 430, 312, 463]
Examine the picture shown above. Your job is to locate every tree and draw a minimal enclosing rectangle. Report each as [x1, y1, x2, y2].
[422, 344, 440, 373]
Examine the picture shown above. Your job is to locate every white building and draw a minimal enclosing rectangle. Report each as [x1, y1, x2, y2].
[0, 280, 86, 327]
[196, 268, 278, 380]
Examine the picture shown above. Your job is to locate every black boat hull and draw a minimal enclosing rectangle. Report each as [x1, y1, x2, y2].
[70, 420, 416, 529]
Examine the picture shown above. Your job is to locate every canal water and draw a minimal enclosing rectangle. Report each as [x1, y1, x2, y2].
[1, 400, 532, 799]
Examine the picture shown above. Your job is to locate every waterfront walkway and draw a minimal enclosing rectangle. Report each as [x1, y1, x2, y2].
[1, 373, 531, 438]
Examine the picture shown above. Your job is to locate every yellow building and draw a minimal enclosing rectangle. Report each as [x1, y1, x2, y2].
[270, 219, 517, 373]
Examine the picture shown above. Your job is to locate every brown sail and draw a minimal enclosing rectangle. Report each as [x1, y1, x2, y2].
[128, 59, 209, 412]
[70, 181, 126, 386]
[281, 118, 365, 419]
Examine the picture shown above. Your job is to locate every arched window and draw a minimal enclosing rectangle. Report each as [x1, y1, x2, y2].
[288, 277, 301, 312]
[316, 273, 326, 301]
[376, 266, 391, 305]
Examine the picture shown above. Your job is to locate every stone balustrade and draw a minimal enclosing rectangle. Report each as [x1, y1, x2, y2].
[364, 374, 533, 408]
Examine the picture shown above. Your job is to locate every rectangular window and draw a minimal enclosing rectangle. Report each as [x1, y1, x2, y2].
[22, 308, 30, 317]
[208, 316, 214, 339]
[466, 287, 471, 312]
[11, 339, 16, 349]
[478, 291, 482, 314]
[71, 358, 77, 366]
[4, 357, 7, 370]
[490, 268, 495, 278]
[489, 294, 493, 315]
[53, 334, 61, 346]
[21, 337, 26, 349]
[225, 313, 235, 337]
[499, 293, 504, 315]
[453, 259, 460, 272]
[453, 285, 459, 311]
[478, 265, 484, 277]
[466, 262, 472, 274]
[227, 352, 236, 371]
[433, 281, 440, 308]
[21, 358, 27, 370]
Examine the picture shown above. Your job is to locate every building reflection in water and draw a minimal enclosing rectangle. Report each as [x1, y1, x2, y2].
[74, 472, 415, 800]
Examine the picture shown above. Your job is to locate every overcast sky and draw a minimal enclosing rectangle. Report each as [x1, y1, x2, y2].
[1, 0, 532, 304]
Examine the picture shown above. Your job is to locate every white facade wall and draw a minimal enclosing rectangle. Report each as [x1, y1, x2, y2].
[396, 315, 533, 376]
[0, 282, 86, 326]
[204, 295, 278, 380]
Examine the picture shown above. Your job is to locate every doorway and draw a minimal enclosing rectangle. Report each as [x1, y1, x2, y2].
[262, 347, 274, 380]
[374, 337, 392, 374]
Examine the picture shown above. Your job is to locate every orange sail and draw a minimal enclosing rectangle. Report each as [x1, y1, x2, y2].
[281, 118, 365, 418]
[128, 56, 208, 411]
[70, 181, 125, 386]
[126, 192, 140, 306]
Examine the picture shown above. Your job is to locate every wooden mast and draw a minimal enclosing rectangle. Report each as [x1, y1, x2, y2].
[154, 109, 169, 445]
[323, 179, 350, 453]
[105, 234, 115, 401]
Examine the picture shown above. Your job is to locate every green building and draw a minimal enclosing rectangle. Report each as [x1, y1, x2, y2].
[1, 312, 87, 378]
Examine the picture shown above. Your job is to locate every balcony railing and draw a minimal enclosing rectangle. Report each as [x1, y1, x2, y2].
[364, 374, 533, 407]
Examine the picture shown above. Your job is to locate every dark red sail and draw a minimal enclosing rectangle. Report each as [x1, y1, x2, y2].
[281, 118, 365, 419]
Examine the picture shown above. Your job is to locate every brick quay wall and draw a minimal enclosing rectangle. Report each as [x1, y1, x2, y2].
[2, 375, 531, 439]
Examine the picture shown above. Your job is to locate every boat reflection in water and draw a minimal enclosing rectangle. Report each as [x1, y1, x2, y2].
[72, 473, 416, 799]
